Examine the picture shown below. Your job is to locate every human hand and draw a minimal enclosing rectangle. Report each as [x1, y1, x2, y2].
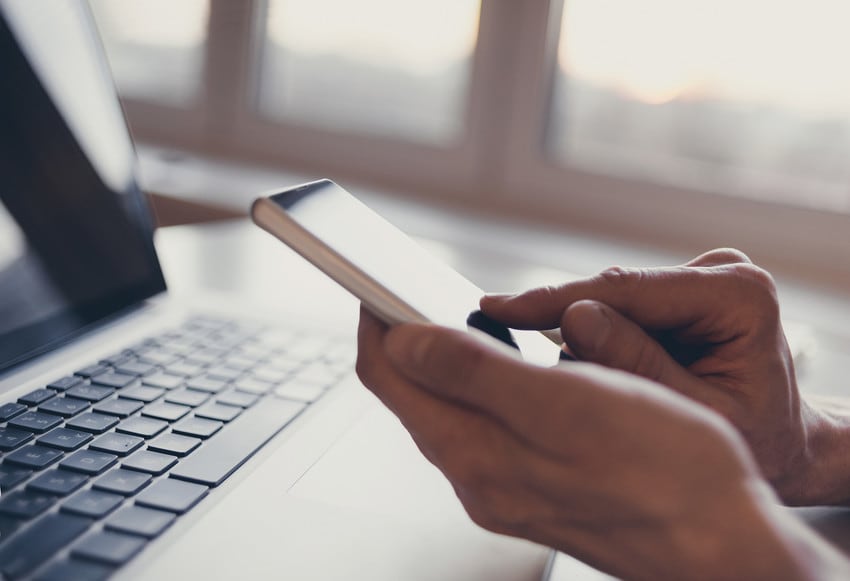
[480, 249, 832, 505]
[355, 307, 827, 580]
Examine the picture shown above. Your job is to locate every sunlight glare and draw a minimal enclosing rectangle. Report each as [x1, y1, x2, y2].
[267, 0, 480, 75]
[560, 0, 850, 115]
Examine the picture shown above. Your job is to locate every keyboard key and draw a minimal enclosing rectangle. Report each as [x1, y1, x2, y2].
[172, 417, 222, 439]
[61, 450, 118, 475]
[8, 411, 63, 433]
[116, 417, 168, 438]
[216, 390, 259, 408]
[0, 401, 27, 421]
[5, 444, 63, 469]
[274, 382, 325, 403]
[163, 360, 205, 377]
[233, 377, 275, 394]
[147, 433, 201, 457]
[35, 559, 114, 581]
[90, 433, 144, 456]
[92, 398, 143, 418]
[47, 375, 84, 391]
[66, 385, 114, 402]
[72, 531, 146, 566]
[141, 372, 183, 390]
[138, 350, 180, 367]
[119, 385, 165, 402]
[75, 364, 110, 378]
[135, 478, 208, 513]
[100, 351, 134, 366]
[195, 403, 241, 422]
[38, 427, 93, 451]
[0, 514, 20, 540]
[0, 426, 34, 451]
[204, 365, 243, 382]
[222, 355, 257, 371]
[94, 469, 151, 496]
[39, 396, 90, 418]
[165, 388, 210, 407]
[27, 469, 88, 496]
[141, 402, 191, 422]
[0, 465, 31, 492]
[185, 375, 228, 393]
[250, 365, 290, 384]
[66, 412, 119, 434]
[171, 397, 305, 487]
[0, 490, 56, 519]
[0, 513, 91, 578]
[122, 451, 177, 475]
[105, 505, 174, 538]
[62, 489, 124, 518]
[18, 388, 55, 406]
[90, 372, 136, 389]
[113, 360, 157, 377]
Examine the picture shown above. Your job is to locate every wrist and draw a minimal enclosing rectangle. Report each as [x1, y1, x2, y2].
[793, 397, 850, 506]
[671, 479, 846, 581]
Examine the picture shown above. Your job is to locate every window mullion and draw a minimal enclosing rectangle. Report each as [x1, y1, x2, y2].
[465, 0, 557, 197]
[202, 0, 260, 139]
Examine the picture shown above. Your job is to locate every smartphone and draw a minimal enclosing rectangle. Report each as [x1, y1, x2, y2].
[251, 179, 563, 366]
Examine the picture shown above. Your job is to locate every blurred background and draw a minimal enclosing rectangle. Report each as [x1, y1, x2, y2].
[87, 0, 850, 291]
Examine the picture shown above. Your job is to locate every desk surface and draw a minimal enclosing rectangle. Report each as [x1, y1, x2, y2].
[153, 216, 850, 578]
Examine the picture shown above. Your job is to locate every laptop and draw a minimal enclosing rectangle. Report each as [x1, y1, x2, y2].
[0, 1, 548, 579]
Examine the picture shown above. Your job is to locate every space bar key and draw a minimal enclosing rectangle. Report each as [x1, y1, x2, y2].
[170, 397, 306, 486]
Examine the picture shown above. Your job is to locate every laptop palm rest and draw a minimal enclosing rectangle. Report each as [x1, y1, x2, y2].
[129, 390, 548, 580]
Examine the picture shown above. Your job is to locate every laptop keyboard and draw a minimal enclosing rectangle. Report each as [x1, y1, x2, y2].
[0, 315, 354, 580]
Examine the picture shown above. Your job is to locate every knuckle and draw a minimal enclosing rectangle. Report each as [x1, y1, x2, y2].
[731, 263, 778, 298]
[597, 265, 644, 290]
[731, 262, 775, 290]
[726, 263, 781, 321]
[706, 247, 753, 265]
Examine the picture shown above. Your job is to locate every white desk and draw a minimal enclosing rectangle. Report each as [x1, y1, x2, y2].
[153, 210, 850, 580]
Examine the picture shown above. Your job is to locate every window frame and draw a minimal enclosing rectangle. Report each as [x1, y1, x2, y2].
[116, 0, 850, 289]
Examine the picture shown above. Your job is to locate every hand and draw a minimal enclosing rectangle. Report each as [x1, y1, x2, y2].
[355, 307, 833, 580]
[480, 249, 830, 505]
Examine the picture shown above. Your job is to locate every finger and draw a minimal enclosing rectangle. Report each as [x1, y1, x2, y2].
[382, 322, 654, 457]
[356, 307, 545, 519]
[356, 306, 445, 428]
[685, 248, 752, 267]
[480, 263, 771, 341]
[560, 300, 713, 401]
[356, 307, 525, 467]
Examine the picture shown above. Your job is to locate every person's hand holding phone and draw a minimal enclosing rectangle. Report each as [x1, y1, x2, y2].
[356, 306, 843, 580]
[481, 248, 850, 507]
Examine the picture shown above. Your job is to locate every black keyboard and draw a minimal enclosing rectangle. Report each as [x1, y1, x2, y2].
[0, 316, 354, 580]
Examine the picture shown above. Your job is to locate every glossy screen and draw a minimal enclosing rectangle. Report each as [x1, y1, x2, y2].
[0, 0, 165, 373]
[267, 180, 561, 366]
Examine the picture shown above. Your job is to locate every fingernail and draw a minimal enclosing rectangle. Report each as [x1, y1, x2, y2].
[386, 325, 434, 368]
[480, 293, 517, 306]
[568, 303, 612, 353]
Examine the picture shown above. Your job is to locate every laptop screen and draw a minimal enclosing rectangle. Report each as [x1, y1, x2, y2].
[0, 1, 166, 373]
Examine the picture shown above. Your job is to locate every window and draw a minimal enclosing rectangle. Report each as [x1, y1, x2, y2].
[88, 0, 850, 287]
[89, 0, 208, 106]
[549, 0, 850, 213]
[258, 0, 480, 145]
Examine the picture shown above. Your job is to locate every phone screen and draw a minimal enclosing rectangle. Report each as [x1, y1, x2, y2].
[258, 180, 562, 367]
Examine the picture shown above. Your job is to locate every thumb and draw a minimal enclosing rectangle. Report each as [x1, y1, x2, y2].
[562, 300, 702, 395]
[480, 287, 569, 330]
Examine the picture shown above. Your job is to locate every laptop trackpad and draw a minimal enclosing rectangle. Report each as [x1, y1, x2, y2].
[284, 405, 548, 580]
[289, 407, 466, 524]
